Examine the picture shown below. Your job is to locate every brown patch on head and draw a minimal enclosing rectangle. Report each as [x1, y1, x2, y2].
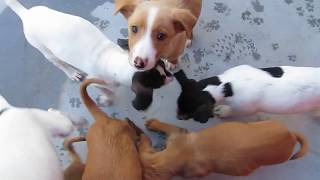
[171, 9, 197, 39]
[123, 1, 198, 68]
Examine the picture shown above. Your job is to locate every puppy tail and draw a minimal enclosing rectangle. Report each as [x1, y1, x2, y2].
[290, 132, 309, 160]
[5, 0, 27, 17]
[64, 136, 86, 163]
[80, 78, 109, 121]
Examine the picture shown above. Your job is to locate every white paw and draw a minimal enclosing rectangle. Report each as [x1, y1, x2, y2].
[185, 39, 192, 48]
[96, 95, 113, 107]
[214, 105, 232, 118]
[67, 71, 87, 82]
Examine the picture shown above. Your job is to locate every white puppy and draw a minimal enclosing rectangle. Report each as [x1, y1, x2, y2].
[0, 95, 83, 180]
[203, 65, 320, 118]
[5, 0, 172, 105]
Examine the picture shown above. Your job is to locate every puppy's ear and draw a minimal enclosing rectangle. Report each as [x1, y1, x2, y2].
[114, 0, 140, 18]
[132, 87, 153, 111]
[171, 9, 197, 39]
[193, 104, 213, 123]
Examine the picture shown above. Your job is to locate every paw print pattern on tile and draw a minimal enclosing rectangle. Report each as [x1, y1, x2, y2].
[193, 62, 214, 76]
[213, 2, 232, 16]
[202, 20, 220, 32]
[241, 10, 264, 25]
[69, 97, 82, 108]
[284, 0, 294, 5]
[92, 17, 110, 31]
[193, 48, 205, 64]
[211, 32, 261, 62]
[251, 0, 264, 12]
[285, 0, 320, 32]
[272, 43, 280, 50]
[288, 55, 297, 62]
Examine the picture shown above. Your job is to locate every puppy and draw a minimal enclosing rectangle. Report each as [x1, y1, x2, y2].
[0, 95, 83, 180]
[80, 79, 143, 180]
[138, 119, 308, 179]
[63, 136, 86, 180]
[6, 0, 172, 105]
[201, 65, 320, 118]
[132, 60, 173, 110]
[115, 0, 202, 70]
[174, 70, 221, 123]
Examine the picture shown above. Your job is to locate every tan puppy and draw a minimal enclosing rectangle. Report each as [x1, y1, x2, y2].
[80, 79, 142, 180]
[115, 0, 202, 70]
[63, 136, 86, 180]
[138, 119, 308, 179]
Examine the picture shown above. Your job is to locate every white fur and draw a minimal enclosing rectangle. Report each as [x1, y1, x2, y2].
[203, 65, 320, 117]
[131, 7, 158, 70]
[6, 0, 137, 86]
[0, 95, 77, 180]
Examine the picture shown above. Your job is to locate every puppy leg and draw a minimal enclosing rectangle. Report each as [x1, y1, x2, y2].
[214, 105, 233, 118]
[32, 43, 87, 81]
[145, 119, 188, 135]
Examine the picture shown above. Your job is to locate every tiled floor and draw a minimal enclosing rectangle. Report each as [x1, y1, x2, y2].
[1, 0, 320, 179]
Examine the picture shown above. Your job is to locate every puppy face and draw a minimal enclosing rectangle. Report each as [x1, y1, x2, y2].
[116, 1, 196, 70]
[131, 61, 173, 110]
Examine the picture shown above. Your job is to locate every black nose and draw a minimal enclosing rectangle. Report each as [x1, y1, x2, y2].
[134, 57, 147, 69]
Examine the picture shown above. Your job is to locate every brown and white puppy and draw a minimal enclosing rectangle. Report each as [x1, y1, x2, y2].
[138, 119, 308, 180]
[80, 79, 143, 180]
[63, 136, 86, 180]
[115, 0, 202, 70]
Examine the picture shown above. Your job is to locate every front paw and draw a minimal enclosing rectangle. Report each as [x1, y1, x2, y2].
[145, 119, 160, 130]
[214, 105, 232, 118]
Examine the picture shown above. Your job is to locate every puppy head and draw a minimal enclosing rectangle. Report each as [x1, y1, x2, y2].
[131, 61, 173, 110]
[115, 1, 196, 70]
[177, 91, 215, 123]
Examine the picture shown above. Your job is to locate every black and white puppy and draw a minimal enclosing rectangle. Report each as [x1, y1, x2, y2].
[202, 65, 320, 118]
[132, 61, 173, 111]
[174, 70, 222, 123]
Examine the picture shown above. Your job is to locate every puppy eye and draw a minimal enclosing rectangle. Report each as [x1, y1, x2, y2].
[156, 32, 166, 41]
[132, 26, 138, 33]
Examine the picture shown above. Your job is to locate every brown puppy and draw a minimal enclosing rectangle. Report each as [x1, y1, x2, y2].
[80, 79, 142, 180]
[63, 136, 86, 180]
[138, 119, 308, 179]
[115, 0, 202, 70]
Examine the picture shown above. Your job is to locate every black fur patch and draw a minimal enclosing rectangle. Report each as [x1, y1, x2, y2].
[198, 76, 222, 89]
[223, 82, 233, 97]
[260, 67, 284, 78]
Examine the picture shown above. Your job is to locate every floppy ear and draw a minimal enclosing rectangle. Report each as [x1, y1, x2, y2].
[114, 0, 140, 18]
[171, 9, 197, 39]
[193, 104, 214, 123]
